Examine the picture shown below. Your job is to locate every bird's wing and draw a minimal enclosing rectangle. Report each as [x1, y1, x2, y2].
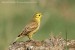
[18, 21, 38, 37]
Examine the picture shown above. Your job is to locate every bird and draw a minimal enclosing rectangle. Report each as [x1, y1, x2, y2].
[13, 12, 42, 42]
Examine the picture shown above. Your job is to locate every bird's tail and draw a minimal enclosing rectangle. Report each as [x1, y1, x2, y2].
[13, 33, 23, 43]
[13, 37, 20, 43]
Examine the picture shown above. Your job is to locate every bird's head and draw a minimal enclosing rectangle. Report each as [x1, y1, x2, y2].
[33, 13, 42, 20]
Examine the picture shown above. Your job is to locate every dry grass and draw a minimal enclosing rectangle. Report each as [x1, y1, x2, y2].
[8, 34, 75, 50]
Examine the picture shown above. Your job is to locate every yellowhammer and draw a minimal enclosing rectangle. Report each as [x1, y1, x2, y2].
[14, 13, 42, 42]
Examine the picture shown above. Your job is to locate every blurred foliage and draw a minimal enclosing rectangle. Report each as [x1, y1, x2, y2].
[0, 0, 75, 50]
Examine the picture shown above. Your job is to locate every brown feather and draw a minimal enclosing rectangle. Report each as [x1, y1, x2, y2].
[18, 20, 38, 37]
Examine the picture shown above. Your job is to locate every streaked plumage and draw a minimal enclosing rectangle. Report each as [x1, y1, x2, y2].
[13, 13, 42, 42]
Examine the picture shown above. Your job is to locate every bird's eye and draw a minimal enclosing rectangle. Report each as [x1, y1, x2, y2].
[39, 15, 40, 16]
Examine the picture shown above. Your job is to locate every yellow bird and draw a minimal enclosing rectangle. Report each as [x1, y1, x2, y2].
[14, 13, 42, 42]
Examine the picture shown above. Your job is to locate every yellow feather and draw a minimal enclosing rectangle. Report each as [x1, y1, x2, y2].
[13, 13, 42, 42]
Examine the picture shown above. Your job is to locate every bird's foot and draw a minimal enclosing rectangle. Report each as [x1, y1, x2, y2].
[26, 39, 34, 42]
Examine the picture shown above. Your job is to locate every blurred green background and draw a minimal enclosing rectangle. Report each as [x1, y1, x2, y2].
[0, 0, 75, 50]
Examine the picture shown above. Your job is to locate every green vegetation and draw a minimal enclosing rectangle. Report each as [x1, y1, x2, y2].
[0, 0, 75, 50]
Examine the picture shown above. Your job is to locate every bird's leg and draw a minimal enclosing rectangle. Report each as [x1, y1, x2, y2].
[28, 34, 34, 41]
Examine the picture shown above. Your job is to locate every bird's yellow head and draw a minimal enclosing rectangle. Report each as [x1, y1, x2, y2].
[33, 13, 42, 20]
